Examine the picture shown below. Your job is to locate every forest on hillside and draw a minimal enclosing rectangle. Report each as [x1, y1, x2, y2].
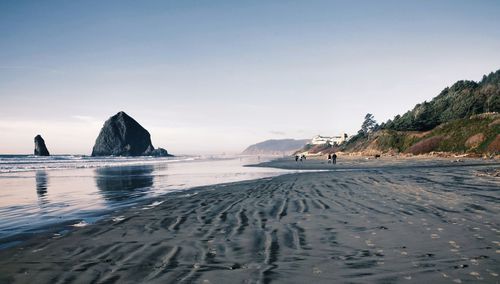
[381, 70, 500, 131]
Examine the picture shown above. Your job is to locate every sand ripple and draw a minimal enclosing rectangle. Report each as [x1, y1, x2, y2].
[0, 162, 499, 283]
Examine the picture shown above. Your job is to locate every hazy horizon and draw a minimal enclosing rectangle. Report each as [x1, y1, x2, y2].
[1, 0, 500, 155]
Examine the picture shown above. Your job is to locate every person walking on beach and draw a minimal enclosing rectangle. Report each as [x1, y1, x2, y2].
[327, 154, 332, 164]
[295, 155, 299, 162]
[332, 153, 337, 165]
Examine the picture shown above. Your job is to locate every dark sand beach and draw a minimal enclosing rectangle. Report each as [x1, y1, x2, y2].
[1, 158, 499, 283]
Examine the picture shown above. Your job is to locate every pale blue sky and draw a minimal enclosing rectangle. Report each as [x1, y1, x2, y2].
[1, 0, 499, 154]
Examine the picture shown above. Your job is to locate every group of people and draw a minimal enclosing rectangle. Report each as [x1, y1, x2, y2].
[295, 154, 307, 162]
[294, 153, 337, 164]
[328, 153, 337, 164]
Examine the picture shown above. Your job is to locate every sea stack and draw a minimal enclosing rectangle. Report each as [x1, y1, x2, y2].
[91, 111, 171, 157]
[34, 135, 50, 156]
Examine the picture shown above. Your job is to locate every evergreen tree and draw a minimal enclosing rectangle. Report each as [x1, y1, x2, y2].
[360, 113, 377, 135]
[382, 69, 500, 131]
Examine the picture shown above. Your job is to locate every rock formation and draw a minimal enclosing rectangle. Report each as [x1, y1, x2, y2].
[150, 148, 169, 157]
[34, 135, 50, 156]
[91, 111, 171, 157]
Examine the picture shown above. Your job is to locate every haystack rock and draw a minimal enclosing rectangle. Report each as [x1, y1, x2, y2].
[34, 135, 50, 156]
[91, 111, 171, 157]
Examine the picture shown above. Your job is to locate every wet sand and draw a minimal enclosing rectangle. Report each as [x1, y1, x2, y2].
[1, 159, 499, 283]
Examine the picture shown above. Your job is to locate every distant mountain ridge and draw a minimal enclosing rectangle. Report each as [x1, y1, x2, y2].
[242, 139, 310, 155]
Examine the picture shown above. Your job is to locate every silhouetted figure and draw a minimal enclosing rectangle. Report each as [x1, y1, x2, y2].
[327, 154, 332, 164]
[295, 155, 299, 162]
[302, 155, 306, 161]
[332, 153, 337, 165]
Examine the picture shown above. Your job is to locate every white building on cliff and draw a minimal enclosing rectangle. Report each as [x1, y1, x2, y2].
[311, 134, 349, 145]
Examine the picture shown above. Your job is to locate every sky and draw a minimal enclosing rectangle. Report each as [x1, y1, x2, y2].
[1, 0, 499, 155]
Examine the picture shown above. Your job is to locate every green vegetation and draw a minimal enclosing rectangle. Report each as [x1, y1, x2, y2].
[342, 113, 380, 150]
[418, 114, 500, 154]
[341, 69, 500, 155]
[359, 113, 378, 135]
[298, 69, 500, 156]
[383, 70, 500, 131]
[343, 113, 500, 155]
[375, 130, 418, 153]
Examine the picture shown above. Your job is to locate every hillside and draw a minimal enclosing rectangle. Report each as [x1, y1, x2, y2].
[343, 113, 500, 156]
[295, 143, 340, 155]
[328, 69, 500, 156]
[242, 139, 310, 155]
[383, 70, 500, 131]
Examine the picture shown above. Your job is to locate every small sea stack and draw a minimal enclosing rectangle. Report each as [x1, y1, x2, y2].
[91, 111, 171, 157]
[34, 135, 50, 156]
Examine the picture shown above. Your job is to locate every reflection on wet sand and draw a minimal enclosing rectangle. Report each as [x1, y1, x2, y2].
[3, 161, 499, 283]
[95, 165, 155, 202]
[35, 171, 48, 197]
[0, 157, 283, 241]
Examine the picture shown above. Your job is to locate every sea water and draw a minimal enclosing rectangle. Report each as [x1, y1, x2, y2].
[0, 155, 289, 243]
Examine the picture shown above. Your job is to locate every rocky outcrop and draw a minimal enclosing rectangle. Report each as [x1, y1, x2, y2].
[91, 111, 171, 157]
[34, 135, 50, 156]
[150, 148, 169, 157]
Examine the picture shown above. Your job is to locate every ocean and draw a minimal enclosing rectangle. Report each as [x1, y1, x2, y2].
[0, 155, 289, 246]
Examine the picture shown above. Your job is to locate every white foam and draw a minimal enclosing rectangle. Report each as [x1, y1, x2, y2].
[112, 216, 125, 222]
[71, 221, 89, 228]
[0, 155, 197, 173]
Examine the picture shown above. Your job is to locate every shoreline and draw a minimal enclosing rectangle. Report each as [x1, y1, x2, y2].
[250, 155, 500, 171]
[0, 156, 291, 247]
[0, 171, 291, 251]
[1, 159, 499, 283]
[4, 156, 489, 251]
